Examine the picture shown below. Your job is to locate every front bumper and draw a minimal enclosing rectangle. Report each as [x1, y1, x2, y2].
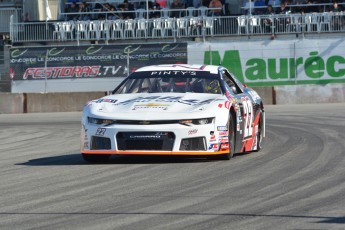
[81, 122, 230, 156]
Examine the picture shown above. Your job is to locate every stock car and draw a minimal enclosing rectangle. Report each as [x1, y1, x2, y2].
[80, 64, 265, 162]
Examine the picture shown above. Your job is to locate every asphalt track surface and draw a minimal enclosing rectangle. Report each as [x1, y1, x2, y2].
[0, 103, 345, 230]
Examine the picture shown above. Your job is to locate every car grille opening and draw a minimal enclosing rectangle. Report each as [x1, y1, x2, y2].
[91, 136, 111, 150]
[179, 137, 206, 151]
[116, 132, 175, 151]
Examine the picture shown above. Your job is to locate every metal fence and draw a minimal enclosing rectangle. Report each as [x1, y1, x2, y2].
[9, 12, 345, 43]
[0, 8, 22, 33]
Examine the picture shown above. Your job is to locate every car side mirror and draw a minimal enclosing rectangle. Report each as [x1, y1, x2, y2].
[231, 86, 237, 94]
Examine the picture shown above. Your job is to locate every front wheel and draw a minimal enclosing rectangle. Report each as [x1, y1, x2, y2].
[82, 154, 110, 163]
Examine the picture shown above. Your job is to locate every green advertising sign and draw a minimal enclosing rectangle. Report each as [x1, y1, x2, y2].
[204, 50, 345, 86]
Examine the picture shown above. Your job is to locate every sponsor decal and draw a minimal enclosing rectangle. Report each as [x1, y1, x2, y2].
[224, 101, 231, 109]
[218, 103, 223, 108]
[188, 129, 198, 135]
[220, 143, 229, 150]
[134, 103, 169, 110]
[95, 128, 106, 136]
[217, 126, 228, 131]
[210, 134, 216, 142]
[115, 96, 213, 106]
[129, 133, 164, 139]
[22, 66, 101, 79]
[248, 90, 261, 101]
[96, 99, 118, 104]
[150, 71, 196, 76]
[218, 131, 228, 136]
[209, 143, 219, 150]
[219, 137, 229, 143]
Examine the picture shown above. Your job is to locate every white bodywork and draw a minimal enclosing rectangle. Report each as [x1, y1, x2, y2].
[81, 92, 232, 155]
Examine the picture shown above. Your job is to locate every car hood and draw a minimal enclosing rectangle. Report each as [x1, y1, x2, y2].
[86, 93, 228, 119]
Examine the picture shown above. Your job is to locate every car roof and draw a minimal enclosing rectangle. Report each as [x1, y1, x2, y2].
[135, 64, 222, 75]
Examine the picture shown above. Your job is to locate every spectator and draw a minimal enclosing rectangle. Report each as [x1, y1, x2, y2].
[118, 0, 135, 19]
[202, 0, 211, 7]
[330, 2, 344, 30]
[24, 12, 30, 22]
[209, 0, 223, 16]
[147, 0, 161, 18]
[243, 0, 255, 15]
[302, 0, 317, 13]
[170, 0, 184, 18]
[262, 4, 275, 34]
[156, 0, 167, 8]
[108, 6, 121, 20]
[254, 0, 266, 14]
[78, 2, 91, 20]
[276, 2, 290, 32]
[276, 1, 290, 14]
[330, 1, 343, 12]
[265, 4, 275, 14]
[65, 2, 79, 20]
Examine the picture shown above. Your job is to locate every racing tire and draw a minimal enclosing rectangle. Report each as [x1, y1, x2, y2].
[254, 119, 263, 152]
[82, 154, 110, 163]
[217, 113, 236, 160]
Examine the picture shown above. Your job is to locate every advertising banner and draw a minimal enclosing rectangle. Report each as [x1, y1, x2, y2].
[189, 39, 345, 86]
[10, 43, 187, 81]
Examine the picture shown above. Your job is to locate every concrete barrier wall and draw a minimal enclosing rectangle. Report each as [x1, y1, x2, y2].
[2, 85, 345, 113]
[25, 92, 107, 113]
[275, 84, 345, 104]
[0, 93, 24, 114]
[252, 87, 274, 105]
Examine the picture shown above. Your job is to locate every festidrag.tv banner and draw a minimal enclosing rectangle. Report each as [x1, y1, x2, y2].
[10, 43, 187, 80]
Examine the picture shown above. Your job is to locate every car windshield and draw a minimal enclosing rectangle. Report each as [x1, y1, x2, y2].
[113, 71, 222, 94]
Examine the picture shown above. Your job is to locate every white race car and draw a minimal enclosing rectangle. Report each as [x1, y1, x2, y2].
[81, 64, 265, 162]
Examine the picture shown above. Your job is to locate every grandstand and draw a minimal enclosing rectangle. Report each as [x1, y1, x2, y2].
[0, 0, 344, 93]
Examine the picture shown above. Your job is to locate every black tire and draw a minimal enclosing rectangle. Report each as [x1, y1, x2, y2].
[254, 118, 263, 152]
[82, 154, 110, 163]
[217, 114, 236, 160]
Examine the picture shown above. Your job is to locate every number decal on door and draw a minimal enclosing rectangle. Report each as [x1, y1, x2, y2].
[242, 98, 253, 138]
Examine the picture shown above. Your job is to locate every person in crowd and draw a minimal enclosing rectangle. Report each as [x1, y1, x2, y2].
[330, 2, 344, 30]
[330, 1, 343, 12]
[78, 2, 91, 20]
[65, 2, 79, 20]
[302, 0, 317, 13]
[242, 0, 255, 15]
[264, 4, 275, 14]
[108, 5, 121, 20]
[147, 0, 162, 18]
[118, 0, 135, 19]
[254, 0, 267, 14]
[262, 4, 275, 34]
[276, 1, 290, 32]
[276, 1, 290, 14]
[170, 0, 184, 18]
[202, 0, 211, 7]
[209, 0, 223, 16]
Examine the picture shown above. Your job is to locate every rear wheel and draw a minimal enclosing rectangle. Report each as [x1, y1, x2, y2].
[217, 114, 236, 160]
[254, 119, 263, 152]
[82, 154, 110, 163]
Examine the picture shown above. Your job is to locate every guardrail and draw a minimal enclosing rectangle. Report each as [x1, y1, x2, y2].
[9, 12, 345, 43]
